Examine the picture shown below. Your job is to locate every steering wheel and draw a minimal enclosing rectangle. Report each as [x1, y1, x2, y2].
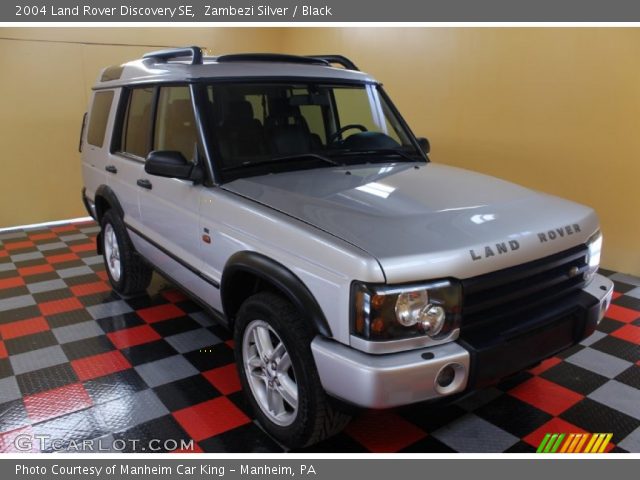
[328, 124, 368, 144]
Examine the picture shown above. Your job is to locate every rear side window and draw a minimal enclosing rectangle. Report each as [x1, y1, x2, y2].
[154, 86, 199, 162]
[87, 91, 114, 147]
[121, 87, 154, 158]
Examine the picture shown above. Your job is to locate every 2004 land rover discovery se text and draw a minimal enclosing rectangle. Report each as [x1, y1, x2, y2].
[80, 47, 613, 448]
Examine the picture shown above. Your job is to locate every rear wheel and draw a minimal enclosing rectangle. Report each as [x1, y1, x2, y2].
[234, 292, 351, 448]
[101, 210, 152, 295]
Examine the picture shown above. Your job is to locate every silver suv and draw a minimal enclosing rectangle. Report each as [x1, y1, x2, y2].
[80, 46, 613, 448]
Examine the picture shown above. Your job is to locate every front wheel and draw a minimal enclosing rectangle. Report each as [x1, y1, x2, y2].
[101, 210, 153, 295]
[234, 292, 351, 448]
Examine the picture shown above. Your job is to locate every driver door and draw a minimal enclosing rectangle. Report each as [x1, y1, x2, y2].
[134, 85, 206, 296]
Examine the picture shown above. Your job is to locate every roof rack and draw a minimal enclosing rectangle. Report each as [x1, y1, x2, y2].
[143, 46, 203, 65]
[307, 55, 359, 71]
[216, 53, 329, 66]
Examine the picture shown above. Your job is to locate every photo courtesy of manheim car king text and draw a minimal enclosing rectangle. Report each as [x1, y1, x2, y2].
[0, 0, 638, 477]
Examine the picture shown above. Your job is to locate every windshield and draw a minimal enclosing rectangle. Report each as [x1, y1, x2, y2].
[203, 82, 424, 180]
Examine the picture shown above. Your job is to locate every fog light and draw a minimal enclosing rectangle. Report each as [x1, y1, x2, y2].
[436, 364, 456, 388]
[419, 305, 446, 336]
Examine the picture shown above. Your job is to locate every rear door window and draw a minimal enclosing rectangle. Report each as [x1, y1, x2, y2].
[120, 87, 154, 158]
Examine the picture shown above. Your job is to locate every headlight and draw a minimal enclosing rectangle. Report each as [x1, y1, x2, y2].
[585, 230, 602, 282]
[352, 280, 461, 341]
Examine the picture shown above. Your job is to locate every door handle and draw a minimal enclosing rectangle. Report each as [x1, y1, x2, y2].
[136, 179, 153, 190]
[105, 165, 118, 174]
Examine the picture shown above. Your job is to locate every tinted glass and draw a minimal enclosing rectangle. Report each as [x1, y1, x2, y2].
[87, 91, 113, 148]
[121, 87, 154, 158]
[154, 86, 198, 162]
[204, 83, 419, 179]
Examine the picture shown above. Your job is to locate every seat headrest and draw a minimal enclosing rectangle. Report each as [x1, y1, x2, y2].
[226, 100, 255, 123]
[268, 97, 301, 120]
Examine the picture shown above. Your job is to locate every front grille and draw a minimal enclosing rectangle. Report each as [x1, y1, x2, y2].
[461, 245, 588, 330]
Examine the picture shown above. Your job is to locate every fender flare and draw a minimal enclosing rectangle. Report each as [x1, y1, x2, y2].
[94, 185, 125, 255]
[221, 251, 333, 338]
[94, 185, 124, 220]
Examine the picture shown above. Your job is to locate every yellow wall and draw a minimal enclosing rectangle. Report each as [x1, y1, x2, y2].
[0, 28, 638, 275]
[0, 28, 281, 228]
[283, 28, 640, 276]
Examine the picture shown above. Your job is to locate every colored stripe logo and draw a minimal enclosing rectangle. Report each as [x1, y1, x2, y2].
[537, 433, 613, 453]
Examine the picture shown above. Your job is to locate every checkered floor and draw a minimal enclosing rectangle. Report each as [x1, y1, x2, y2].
[0, 220, 639, 453]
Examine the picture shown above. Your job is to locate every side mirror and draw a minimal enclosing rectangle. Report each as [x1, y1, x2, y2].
[145, 151, 194, 180]
[417, 137, 430, 155]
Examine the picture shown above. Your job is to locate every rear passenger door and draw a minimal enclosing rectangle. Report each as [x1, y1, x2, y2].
[108, 86, 155, 226]
[134, 85, 208, 297]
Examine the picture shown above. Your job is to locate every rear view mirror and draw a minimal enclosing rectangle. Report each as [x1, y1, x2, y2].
[417, 137, 430, 155]
[145, 151, 193, 180]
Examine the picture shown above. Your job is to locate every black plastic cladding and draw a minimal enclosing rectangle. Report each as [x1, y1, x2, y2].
[221, 251, 333, 337]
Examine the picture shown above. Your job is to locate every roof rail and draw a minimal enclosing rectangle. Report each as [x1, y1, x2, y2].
[143, 46, 203, 65]
[307, 55, 359, 71]
[216, 53, 329, 66]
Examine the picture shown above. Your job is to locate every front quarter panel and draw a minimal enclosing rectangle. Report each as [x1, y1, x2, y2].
[199, 188, 385, 344]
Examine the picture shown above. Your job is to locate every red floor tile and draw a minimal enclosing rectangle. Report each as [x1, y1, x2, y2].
[46, 252, 80, 265]
[39, 297, 83, 316]
[611, 324, 640, 345]
[523, 417, 586, 448]
[345, 410, 427, 452]
[162, 289, 188, 303]
[107, 325, 162, 349]
[0, 276, 24, 290]
[29, 232, 57, 241]
[0, 317, 49, 340]
[172, 397, 250, 442]
[70, 281, 111, 297]
[612, 291, 623, 301]
[18, 264, 54, 277]
[509, 376, 584, 416]
[203, 364, 241, 395]
[528, 357, 563, 376]
[70, 243, 96, 253]
[4, 240, 34, 251]
[0, 250, 7, 258]
[138, 304, 185, 323]
[71, 350, 131, 381]
[0, 341, 7, 359]
[0, 426, 39, 453]
[24, 383, 92, 423]
[605, 304, 640, 324]
[96, 271, 108, 281]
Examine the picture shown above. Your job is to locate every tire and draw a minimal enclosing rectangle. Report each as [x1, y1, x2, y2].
[234, 292, 351, 448]
[100, 209, 153, 295]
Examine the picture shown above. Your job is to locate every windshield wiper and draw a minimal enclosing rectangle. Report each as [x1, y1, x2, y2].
[223, 153, 340, 171]
[333, 149, 423, 162]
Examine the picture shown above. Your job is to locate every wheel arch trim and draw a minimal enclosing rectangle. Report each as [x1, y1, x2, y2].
[221, 251, 333, 338]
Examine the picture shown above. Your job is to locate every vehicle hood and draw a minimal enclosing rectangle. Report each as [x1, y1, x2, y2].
[223, 163, 599, 283]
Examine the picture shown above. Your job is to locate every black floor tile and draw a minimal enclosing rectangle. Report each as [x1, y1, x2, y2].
[119, 339, 177, 366]
[199, 422, 284, 453]
[5, 331, 58, 355]
[61, 335, 115, 361]
[16, 363, 79, 396]
[560, 398, 640, 444]
[153, 374, 221, 412]
[540, 362, 609, 395]
[474, 395, 552, 438]
[83, 369, 147, 405]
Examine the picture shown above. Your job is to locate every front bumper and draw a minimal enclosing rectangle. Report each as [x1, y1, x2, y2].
[311, 273, 614, 408]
